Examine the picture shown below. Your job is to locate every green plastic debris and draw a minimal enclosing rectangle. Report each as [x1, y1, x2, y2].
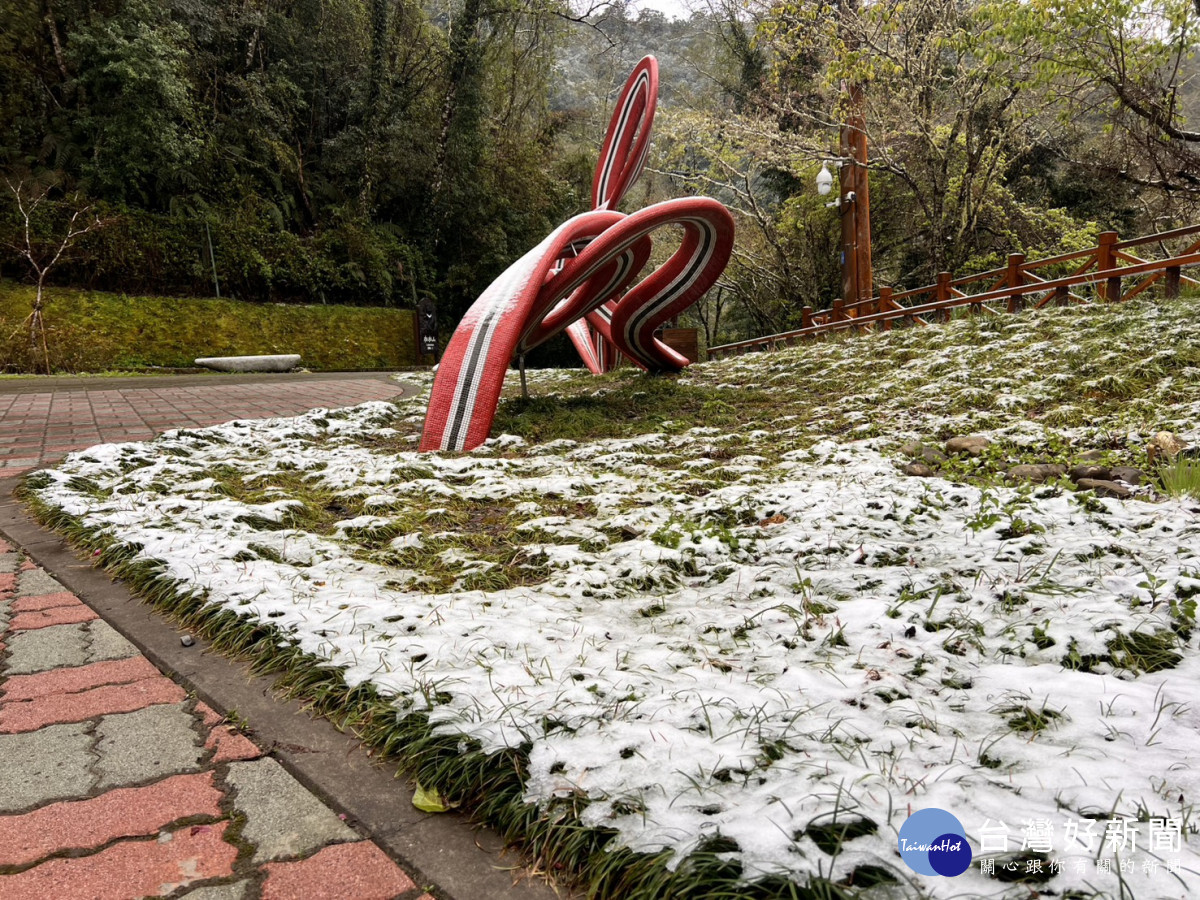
[412, 782, 451, 813]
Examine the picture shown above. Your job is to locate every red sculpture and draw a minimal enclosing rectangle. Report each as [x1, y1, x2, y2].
[420, 56, 734, 453]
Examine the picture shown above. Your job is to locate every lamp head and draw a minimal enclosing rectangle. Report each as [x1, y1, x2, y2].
[816, 161, 834, 196]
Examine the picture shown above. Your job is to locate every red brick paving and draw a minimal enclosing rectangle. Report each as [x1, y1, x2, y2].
[206, 726, 262, 764]
[0, 821, 238, 899]
[0, 378, 440, 900]
[0, 656, 160, 703]
[260, 841, 417, 900]
[0, 773, 224, 868]
[0, 675, 187, 733]
[0, 375, 406, 478]
[194, 700, 261, 763]
[10, 591, 83, 612]
[194, 700, 223, 728]
[7, 602, 98, 631]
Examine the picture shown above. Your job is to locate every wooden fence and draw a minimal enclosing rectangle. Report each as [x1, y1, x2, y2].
[708, 225, 1200, 359]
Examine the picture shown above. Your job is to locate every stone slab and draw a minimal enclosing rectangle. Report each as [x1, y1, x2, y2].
[194, 355, 302, 373]
[225, 758, 356, 862]
[3, 622, 90, 674]
[87, 619, 139, 662]
[179, 882, 252, 900]
[0, 722, 96, 812]
[16, 568, 67, 597]
[93, 703, 204, 789]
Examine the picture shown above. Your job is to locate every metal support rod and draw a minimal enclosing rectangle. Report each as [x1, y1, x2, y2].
[205, 222, 221, 298]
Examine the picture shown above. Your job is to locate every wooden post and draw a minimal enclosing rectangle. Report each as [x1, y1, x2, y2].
[1054, 285, 1070, 307]
[832, 298, 846, 322]
[1166, 266, 1181, 299]
[879, 287, 893, 331]
[802, 305, 813, 329]
[936, 272, 952, 322]
[1107, 272, 1122, 303]
[1006, 253, 1025, 313]
[1097, 231, 1119, 302]
[838, 76, 872, 310]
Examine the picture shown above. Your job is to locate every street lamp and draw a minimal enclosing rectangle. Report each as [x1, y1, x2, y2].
[816, 159, 857, 210]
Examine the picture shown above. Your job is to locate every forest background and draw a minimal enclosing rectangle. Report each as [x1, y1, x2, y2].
[2, 0, 1199, 357]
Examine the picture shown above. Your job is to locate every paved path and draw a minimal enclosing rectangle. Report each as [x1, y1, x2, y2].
[0, 374, 562, 900]
[0, 373, 409, 478]
[0, 538, 430, 900]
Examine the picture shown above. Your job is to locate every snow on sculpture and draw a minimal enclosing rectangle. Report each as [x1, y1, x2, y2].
[420, 56, 734, 453]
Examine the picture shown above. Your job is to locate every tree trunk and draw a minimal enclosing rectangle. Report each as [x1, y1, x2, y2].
[429, 0, 486, 210]
[42, 0, 69, 80]
[31, 279, 50, 374]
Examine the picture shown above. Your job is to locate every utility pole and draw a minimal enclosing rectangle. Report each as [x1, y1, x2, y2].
[836, 0, 872, 313]
[838, 80, 873, 311]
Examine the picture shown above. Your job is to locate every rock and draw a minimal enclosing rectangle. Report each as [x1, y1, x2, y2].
[899, 442, 944, 465]
[1075, 449, 1106, 463]
[1069, 464, 1111, 483]
[1007, 464, 1066, 484]
[1076, 478, 1133, 500]
[194, 354, 302, 373]
[1147, 431, 1188, 465]
[1110, 466, 1145, 486]
[921, 447, 947, 465]
[180, 634, 195, 647]
[903, 462, 936, 477]
[945, 436, 991, 457]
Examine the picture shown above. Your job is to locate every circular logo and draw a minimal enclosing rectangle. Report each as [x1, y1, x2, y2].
[897, 809, 971, 877]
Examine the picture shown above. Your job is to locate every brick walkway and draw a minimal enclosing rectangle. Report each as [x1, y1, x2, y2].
[0, 373, 408, 478]
[0, 537, 432, 899]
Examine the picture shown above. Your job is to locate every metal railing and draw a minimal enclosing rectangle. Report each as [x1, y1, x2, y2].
[708, 226, 1200, 358]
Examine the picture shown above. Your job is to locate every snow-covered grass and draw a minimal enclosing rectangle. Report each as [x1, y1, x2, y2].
[21, 295, 1200, 899]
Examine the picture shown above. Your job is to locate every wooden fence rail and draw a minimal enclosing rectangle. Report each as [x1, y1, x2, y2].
[708, 225, 1200, 359]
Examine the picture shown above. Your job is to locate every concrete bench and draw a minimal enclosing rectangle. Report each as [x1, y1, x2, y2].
[194, 355, 302, 373]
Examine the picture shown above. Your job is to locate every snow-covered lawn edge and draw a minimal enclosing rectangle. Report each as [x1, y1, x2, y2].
[19, 386, 1200, 900]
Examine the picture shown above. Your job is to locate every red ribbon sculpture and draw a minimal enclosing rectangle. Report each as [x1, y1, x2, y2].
[420, 56, 734, 453]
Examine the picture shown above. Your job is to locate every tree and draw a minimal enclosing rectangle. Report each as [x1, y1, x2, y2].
[995, 0, 1200, 223]
[4, 177, 107, 372]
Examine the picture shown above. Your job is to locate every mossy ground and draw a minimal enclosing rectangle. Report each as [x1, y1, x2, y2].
[0, 279, 418, 372]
